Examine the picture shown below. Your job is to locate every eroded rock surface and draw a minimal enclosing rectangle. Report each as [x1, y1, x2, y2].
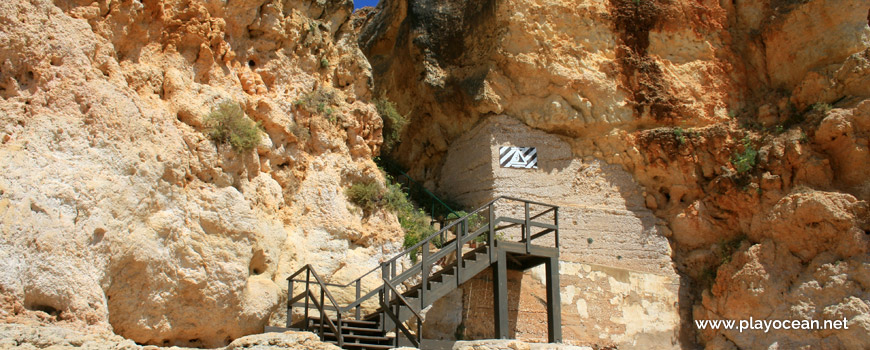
[360, 0, 870, 348]
[0, 0, 402, 346]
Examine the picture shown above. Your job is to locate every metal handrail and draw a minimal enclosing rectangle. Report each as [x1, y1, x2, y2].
[380, 159, 461, 222]
[382, 278, 422, 348]
[383, 196, 556, 266]
[285, 196, 560, 346]
[286, 265, 344, 347]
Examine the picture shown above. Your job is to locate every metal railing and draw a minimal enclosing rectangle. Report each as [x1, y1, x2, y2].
[381, 278, 422, 348]
[286, 196, 559, 346]
[379, 159, 461, 228]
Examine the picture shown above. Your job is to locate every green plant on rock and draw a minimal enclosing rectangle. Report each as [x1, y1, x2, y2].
[204, 101, 261, 151]
[296, 88, 338, 115]
[345, 177, 435, 262]
[673, 127, 687, 145]
[346, 180, 383, 213]
[320, 58, 329, 69]
[731, 136, 758, 174]
[374, 98, 408, 154]
[811, 102, 832, 113]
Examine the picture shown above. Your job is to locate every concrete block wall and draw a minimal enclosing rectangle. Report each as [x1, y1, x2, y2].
[429, 115, 682, 349]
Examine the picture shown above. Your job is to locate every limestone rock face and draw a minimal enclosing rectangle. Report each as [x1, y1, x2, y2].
[0, 0, 401, 346]
[0, 323, 341, 350]
[361, 0, 870, 348]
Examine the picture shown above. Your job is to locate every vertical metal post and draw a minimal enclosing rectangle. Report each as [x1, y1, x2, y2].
[417, 316, 422, 347]
[378, 288, 386, 332]
[545, 256, 562, 343]
[554, 206, 560, 248]
[456, 219, 465, 284]
[304, 269, 310, 330]
[287, 279, 294, 328]
[355, 279, 361, 319]
[488, 204, 495, 263]
[319, 287, 325, 338]
[381, 263, 390, 307]
[336, 312, 343, 347]
[394, 304, 400, 348]
[493, 248, 508, 339]
[421, 242, 429, 307]
[524, 202, 531, 254]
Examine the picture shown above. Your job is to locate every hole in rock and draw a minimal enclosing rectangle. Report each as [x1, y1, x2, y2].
[92, 228, 106, 245]
[248, 60, 256, 67]
[249, 249, 267, 276]
[30, 304, 59, 316]
[30, 202, 45, 214]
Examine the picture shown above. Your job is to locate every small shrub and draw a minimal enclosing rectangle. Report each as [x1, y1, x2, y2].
[345, 178, 435, 262]
[811, 103, 832, 114]
[320, 58, 329, 69]
[587, 237, 594, 244]
[731, 136, 758, 174]
[374, 98, 408, 154]
[673, 127, 686, 145]
[346, 181, 383, 213]
[296, 88, 338, 116]
[204, 101, 261, 151]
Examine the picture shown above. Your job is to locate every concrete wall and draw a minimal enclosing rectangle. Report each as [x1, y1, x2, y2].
[431, 116, 682, 349]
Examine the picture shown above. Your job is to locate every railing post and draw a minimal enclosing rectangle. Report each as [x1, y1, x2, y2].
[319, 287, 325, 338]
[421, 241, 429, 307]
[456, 219, 465, 284]
[488, 204, 495, 263]
[378, 288, 386, 332]
[336, 311, 343, 347]
[304, 268, 310, 330]
[524, 201, 531, 254]
[381, 263, 390, 307]
[417, 317, 422, 348]
[355, 279, 361, 319]
[393, 304, 400, 348]
[287, 278, 293, 328]
[554, 206, 560, 248]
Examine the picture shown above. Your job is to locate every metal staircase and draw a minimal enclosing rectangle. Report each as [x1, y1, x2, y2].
[267, 197, 562, 349]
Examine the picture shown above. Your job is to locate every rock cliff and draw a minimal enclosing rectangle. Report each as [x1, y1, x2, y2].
[1, 0, 868, 349]
[0, 0, 404, 347]
[359, 0, 870, 348]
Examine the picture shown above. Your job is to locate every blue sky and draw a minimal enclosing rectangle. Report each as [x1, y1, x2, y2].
[354, 0, 379, 9]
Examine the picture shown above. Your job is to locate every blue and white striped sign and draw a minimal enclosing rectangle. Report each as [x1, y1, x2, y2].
[499, 146, 538, 169]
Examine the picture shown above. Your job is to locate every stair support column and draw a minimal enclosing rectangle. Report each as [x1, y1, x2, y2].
[493, 248, 509, 339]
[545, 256, 562, 343]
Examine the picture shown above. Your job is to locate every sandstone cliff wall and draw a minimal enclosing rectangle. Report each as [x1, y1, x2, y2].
[432, 116, 680, 348]
[0, 0, 401, 346]
[360, 0, 870, 348]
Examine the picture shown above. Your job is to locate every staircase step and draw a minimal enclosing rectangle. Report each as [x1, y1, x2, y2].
[332, 342, 396, 350]
[307, 317, 380, 327]
[333, 325, 386, 334]
[321, 332, 391, 342]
